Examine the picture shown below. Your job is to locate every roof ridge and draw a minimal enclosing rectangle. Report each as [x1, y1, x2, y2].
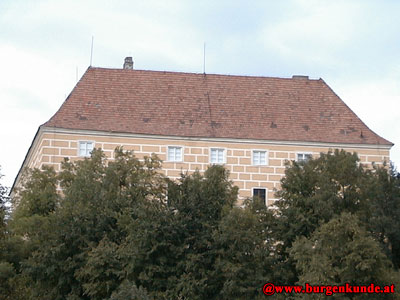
[88, 66, 322, 81]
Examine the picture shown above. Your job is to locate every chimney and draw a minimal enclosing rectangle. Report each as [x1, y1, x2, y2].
[123, 57, 134, 70]
[292, 75, 309, 80]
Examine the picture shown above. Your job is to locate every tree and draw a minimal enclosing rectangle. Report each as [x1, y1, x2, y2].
[212, 201, 276, 299]
[0, 167, 12, 299]
[29, 149, 165, 300]
[8, 148, 398, 299]
[109, 280, 152, 300]
[0, 167, 8, 249]
[290, 212, 399, 299]
[165, 166, 238, 299]
[367, 164, 400, 269]
[275, 150, 368, 248]
[118, 166, 240, 300]
[10, 149, 251, 299]
[0, 167, 36, 300]
[274, 150, 400, 284]
[273, 150, 369, 284]
[0, 167, 7, 236]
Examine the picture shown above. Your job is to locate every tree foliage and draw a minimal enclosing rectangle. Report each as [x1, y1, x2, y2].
[291, 212, 398, 299]
[2, 149, 400, 299]
[367, 165, 400, 269]
[4, 149, 277, 299]
[275, 150, 368, 248]
[274, 150, 400, 286]
[0, 168, 7, 232]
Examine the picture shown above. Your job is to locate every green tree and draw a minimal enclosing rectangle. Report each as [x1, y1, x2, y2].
[0, 167, 36, 300]
[274, 150, 373, 284]
[118, 166, 240, 300]
[275, 150, 368, 248]
[290, 212, 399, 299]
[0, 167, 12, 299]
[116, 196, 182, 299]
[212, 201, 276, 299]
[110, 280, 152, 300]
[0, 167, 7, 238]
[18, 149, 166, 300]
[166, 166, 238, 299]
[367, 164, 400, 269]
[274, 150, 400, 285]
[10, 147, 399, 299]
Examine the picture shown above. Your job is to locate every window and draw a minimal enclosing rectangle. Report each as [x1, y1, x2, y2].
[79, 141, 94, 157]
[252, 150, 268, 165]
[210, 148, 225, 164]
[253, 188, 267, 206]
[167, 146, 183, 162]
[297, 153, 312, 162]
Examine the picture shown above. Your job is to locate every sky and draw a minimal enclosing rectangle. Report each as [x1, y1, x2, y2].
[1, 0, 399, 187]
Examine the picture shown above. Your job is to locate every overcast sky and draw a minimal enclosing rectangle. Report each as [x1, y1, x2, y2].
[1, 0, 399, 187]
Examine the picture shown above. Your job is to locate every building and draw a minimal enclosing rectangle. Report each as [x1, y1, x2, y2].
[12, 58, 393, 205]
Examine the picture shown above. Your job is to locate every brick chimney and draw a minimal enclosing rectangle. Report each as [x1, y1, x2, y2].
[123, 57, 134, 69]
[292, 75, 309, 80]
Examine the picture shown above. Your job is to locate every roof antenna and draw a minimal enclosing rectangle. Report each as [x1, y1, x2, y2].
[203, 42, 206, 75]
[203, 42, 206, 74]
[90, 36, 94, 66]
[76, 66, 78, 82]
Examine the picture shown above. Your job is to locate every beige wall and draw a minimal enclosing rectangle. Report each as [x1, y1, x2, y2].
[26, 130, 390, 206]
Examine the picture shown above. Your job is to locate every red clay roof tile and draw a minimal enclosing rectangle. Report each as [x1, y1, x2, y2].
[44, 67, 392, 146]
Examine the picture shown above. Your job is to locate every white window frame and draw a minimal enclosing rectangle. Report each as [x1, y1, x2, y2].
[167, 146, 183, 162]
[78, 141, 95, 157]
[252, 187, 268, 206]
[209, 147, 226, 164]
[296, 152, 312, 162]
[252, 150, 269, 166]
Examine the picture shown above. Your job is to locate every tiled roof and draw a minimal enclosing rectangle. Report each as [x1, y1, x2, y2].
[44, 67, 392, 146]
